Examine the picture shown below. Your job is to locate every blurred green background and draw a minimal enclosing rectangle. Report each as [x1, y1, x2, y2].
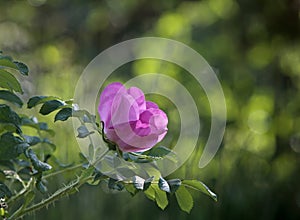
[1, 0, 300, 219]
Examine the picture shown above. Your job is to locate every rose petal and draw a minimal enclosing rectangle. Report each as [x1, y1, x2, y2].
[127, 87, 146, 111]
[149, 110, 168, 134]
[105, 128, 120, 143]
[98, 82, 124, 128]
[146, 101, 158, 109]
[131, 120, 151, 136]
[113, 122, 159, 151]
[157, 130, 167, 142]
[115, 139, 149, 152]
[111, 93, 140, 127]
[139, 109, 153, 124]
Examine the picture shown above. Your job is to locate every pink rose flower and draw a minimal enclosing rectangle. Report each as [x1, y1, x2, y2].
[98, 82, 168, 152]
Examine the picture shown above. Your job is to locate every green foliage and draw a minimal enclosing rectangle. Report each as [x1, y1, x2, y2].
[143, 176, 154, 191]
[0, 132, 29, 159]
[0, 52, 55, 216]
[124, 184, 137, 196]
[0, 52, 28, 76]
[23, 135, 41, 146]
[132, 175, 145, 190]
[35, 180, 48, 194]
[143, 145, 173, 157]
[77, 125, 94, 138]
[122, 146, 176, 164]
[167, 179, 181, 193]
[101, 174, 216, 213]
[158, 176, 170, 193]
[108, 178, 124, 191]
[152, 185, 168, 210]
[20, 116, 55, 136]
[54, 108, 72, 122]
[0, 104, 21, 132]
[27, 96, 59, 109]
[26, 149, 52, 172]
[0, 90, 23, 107]
[182, 180, 217, 202]
[39, 100, 64, 115]
[0, 70, 23, 93]
[175, 186, 193, 213]
[144, 186, 156, 201]
[0, 183, 12, 198]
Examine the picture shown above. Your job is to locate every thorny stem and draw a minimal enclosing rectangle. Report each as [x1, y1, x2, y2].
[7, 178, 33, 205]
[9, 174, 94, 220]
[8, 146, 111, 220]
[42, 163, 83, 180]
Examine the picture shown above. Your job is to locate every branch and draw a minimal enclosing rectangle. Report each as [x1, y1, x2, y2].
[9, 173, 93, 220]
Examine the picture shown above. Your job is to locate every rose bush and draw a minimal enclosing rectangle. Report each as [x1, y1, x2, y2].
[98, 82, 168, 152]
[1, 52, 217, 219]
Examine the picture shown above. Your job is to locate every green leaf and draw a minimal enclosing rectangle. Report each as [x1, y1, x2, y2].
[182, 180, 217, 202]
[64, 99, 73, 105]
[144, 146, 172, 157]
[87, 178, 100, 186]
[144, 186, 155, 202]
[27, 96, 59, 108]
[0, 183, 12, 198]
[0, 90, 23, 107]
[37, 122, 49, 130]
[175, 185, 194, 213]
[88, 144, 94, 160]
[167, 179, 181, 193]
[144, 186, 156, 201]
[0, 56, 29, 75]
[0, 132, 29, 159]
[0, 56, 16, 69]
[158, 176, 170, 193]
[42, 138, 56, 151]
[79, 167, 95, 184]
[0, 160, 14, 170]
[39, 100, 64, 115]
[93, 170, 104, 181]
[23, 135, 41, 146]
[36, 180, 47, 193]
[77, 125, 94, 138]
[27, 149, 52, 171]
[143, 176, 154, 191]
[20, 117, 54, 136]
[125, 184, 138, 196]
[24, 136, 55, 151]
[145, 166, 162, 180]
[0, 123, 19, 134]
[73, 110, 96, 124]
[54, 107, 72, 122]
[108, 178, 124, 191]
[0, 104, 21, 125]
[0, 69, 23, 93]
[153, 185, 168, 210]
[13, 61, 29, 76]
[126, 152, 149, 163]
[0, 170, 6, 182]
[132, 175, 145, 190]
